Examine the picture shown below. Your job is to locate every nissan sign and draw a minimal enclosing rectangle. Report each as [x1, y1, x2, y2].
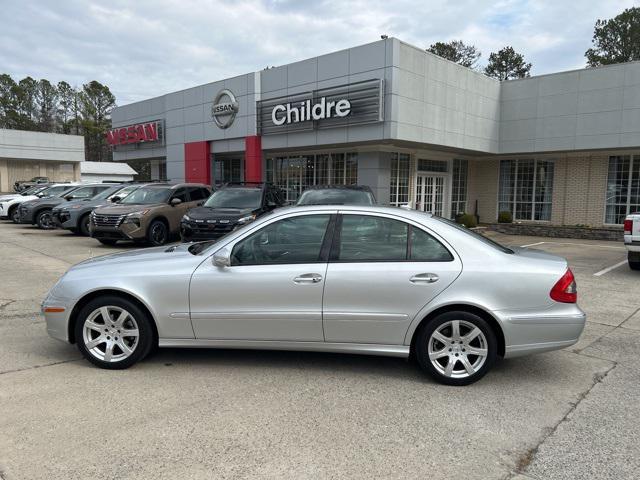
[105, 121, 162, 146]
[211, 89, 238, 129]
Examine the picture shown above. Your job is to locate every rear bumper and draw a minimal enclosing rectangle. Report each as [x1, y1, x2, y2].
[624, 239, 640, 253]
[497, 305, 586, 358]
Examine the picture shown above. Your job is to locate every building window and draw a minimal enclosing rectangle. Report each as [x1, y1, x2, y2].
[418, 159, 448, 173]
[213, 157, 242, 185]
[499, 159, 554, 221]
[605, 155, 640, 224]
[266, 152, 358, 203]
[390, 153, 411, 206]
[451, 159, 468, 217]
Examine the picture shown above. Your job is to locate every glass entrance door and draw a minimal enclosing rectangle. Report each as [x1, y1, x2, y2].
[415, 175, 445, 216]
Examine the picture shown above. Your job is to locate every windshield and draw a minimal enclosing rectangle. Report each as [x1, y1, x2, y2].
[297, 189, 374, 206]
[38, 185, 74, 198]
[120, 186, 172, 204]
[109, 184, 139, 200]
[92, 185, 124, 201]
[21, 185, 42, 195]
[204, 188, 262, 209]
[433, 216, 514, 254]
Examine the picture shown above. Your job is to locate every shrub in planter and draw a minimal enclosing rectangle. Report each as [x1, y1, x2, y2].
[457, 213, 478, 228]
[498, 211, 513, 223]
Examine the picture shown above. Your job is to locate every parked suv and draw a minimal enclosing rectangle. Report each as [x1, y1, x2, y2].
[180, 182, 285, 242]
[52, 183, 142, 236]
[1, 184, 70, 223]
[14, 176, 49, 192]
[90, 183, 211, 246]
[296, 185, 376, 206]
[18, 184, 113, 229]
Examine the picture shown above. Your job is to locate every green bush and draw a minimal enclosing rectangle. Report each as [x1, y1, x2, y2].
[498, 211, 513, 223]
[457, 213, 478, 228]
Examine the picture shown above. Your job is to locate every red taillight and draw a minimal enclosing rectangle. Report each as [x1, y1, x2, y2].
[624, 219, 633, 235]
[550, 269, 577, 303]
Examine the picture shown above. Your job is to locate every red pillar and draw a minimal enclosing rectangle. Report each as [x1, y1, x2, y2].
[184, 141, 211, 185]
[245, 135, 263, 183]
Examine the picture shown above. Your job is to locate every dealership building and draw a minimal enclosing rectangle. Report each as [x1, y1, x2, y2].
[110, 37, 640, 227]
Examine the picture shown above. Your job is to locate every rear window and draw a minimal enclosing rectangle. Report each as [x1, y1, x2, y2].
[432, 216, 514, 254]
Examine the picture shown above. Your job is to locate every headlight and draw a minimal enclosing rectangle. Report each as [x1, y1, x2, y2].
[237, 214, 257, 224]
[69, 204, 83, 210]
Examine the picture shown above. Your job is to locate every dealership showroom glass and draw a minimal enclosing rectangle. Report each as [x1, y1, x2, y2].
[107, 37, 640, 228]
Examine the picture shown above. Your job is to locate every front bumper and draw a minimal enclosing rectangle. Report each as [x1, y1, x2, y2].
[180, 220, 236, 241]
[497, 303, 586, 358]
[52, 210, 76, 229]
[90, 222, 146, 240]
[18, 206, 35, 224]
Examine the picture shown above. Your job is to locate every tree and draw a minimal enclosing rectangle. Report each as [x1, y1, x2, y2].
[35, 79, 58, 132]
[0, 74, 18, 128]
[56, 81, 76, 134]
[484, 46, 532, 80]
[585, 7, 640, 66]
[80, 80, 116, 162]
[427, 40, 481, 68]
[14, 77, 39, 130]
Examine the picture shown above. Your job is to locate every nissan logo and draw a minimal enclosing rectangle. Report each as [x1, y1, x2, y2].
[211, 89, 239, 129]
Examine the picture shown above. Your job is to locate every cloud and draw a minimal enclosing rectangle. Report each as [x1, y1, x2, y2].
[0, 0, 636, 105]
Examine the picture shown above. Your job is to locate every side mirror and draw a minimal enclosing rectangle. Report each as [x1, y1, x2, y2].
[212, 246, 232, 267]
[110, 196, 121, 203]
[65, 195, 74, 201]
[170, 197, 182, 206]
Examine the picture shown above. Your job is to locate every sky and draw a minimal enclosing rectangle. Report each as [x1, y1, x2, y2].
[0, 0, 638, 105]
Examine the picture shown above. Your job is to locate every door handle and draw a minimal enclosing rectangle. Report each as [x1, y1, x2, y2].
[293, 273, 323, 284]
[410, 273, 439, 284]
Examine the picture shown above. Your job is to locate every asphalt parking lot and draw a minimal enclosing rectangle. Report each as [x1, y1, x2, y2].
[0, 222, 638, 480]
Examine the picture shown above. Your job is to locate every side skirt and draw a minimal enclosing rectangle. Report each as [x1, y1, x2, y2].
[158, 338, 410, 358]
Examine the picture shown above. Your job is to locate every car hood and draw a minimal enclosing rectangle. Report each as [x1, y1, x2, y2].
[71, 243, 195, 270]
[56, 198, 109, 211]
[0, 193, 23, 202]
[186, 206, 256, 221]
[93, 203, 164, 215]
[23, 197, 65, 208]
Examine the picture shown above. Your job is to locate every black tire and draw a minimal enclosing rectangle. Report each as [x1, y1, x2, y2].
[36, 209, 55, 229]
[415, 311, 497, 386]
[98, 238, 118, 246]
[74, 295, 154, 369]
[629, 252, 640, 271]
[147, 219, 169, 246]
[8, 206, 19, 223]
[78, 213, 91, 236]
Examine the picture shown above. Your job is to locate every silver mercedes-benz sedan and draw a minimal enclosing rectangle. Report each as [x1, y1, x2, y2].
[42, 205, 585, 385]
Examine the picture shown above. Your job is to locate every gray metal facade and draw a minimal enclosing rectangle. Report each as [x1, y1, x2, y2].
[111, 37, 640, 184]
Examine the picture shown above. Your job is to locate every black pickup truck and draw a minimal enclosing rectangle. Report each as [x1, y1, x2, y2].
[14, 176, 49, 192]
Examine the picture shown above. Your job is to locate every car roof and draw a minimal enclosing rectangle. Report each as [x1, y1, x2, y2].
[137, 182, 209, 189]
[302, 184, 373, 192]
[275, 204, 433, 221]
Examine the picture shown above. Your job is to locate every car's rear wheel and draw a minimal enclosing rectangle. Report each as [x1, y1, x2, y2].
[147, 220, 168, 246]
[36, 209, 55, 229]
[74, 296, 154, 369]
[629, 252, 640, 271]
[415, 311, 497, 386]
[98, 238, 117, 246]
[78, 213, 91, 236]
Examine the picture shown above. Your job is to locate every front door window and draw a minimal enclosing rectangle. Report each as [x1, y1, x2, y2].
[415, 175, 445, 216]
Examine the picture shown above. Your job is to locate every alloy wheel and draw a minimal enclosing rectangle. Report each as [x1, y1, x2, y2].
[150, 223, 167, 245]
[82, 306, 140, 363]
[427, 319, 488, 379]
[38, 211, 55, 229]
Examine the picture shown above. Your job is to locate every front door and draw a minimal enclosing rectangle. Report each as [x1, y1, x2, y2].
[322, 213, 462, 345]
[415, 175, 445, 216]
[189, 212, 334, 341]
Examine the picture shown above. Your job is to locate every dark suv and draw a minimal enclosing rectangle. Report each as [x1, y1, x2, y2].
[180, 183, 285, 242]
[295, 185, 376, 206]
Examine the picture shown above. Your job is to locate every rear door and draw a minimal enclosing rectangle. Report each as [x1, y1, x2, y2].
[322, 212, 462, 345]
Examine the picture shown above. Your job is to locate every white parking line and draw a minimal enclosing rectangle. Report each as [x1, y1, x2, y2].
[594, 260, 628, 277]
[520, 241, 546, 247]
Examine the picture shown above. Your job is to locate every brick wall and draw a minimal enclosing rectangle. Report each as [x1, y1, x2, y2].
[468, 152, 612, 228]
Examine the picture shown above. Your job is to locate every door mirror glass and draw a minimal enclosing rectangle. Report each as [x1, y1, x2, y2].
[170, 197, 182, 206]
[212, 246, 232, 267]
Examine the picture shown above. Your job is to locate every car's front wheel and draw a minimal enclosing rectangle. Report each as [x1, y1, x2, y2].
[415, 311, 497, 386]
[36, 209, 55, 229]
[9, 206, 20, 223]
[74, 296, 154, 369]
[78, 213, 91, 236]
[147, 219, 168, 246]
